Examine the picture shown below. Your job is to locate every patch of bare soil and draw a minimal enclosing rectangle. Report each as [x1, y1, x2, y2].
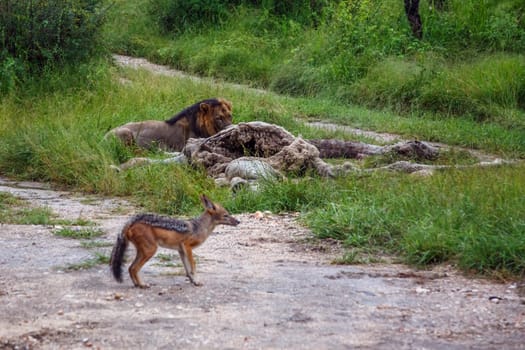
[0, 176, 524, 349]
[114, 54, 268, 95]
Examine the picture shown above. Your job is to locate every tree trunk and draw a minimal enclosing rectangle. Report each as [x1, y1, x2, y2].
[404, 0, 423, 39]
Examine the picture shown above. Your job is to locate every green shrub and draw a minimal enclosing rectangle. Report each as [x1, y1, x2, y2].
[327, 0, 413, 82]
[423, 0, 525, 52]
[254, 0, 330, 26]
[150, 0, 330, 34]
[0, 0, 106, 71]
[149, 0, 233, 34]
[0, 56, 24, 95]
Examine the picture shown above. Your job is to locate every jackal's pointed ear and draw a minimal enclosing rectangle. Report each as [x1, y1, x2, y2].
[199, 102, 210, 114]
[200, 194, 216, 211]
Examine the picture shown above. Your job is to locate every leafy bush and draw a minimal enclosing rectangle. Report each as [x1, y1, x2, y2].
[327, 0, 413, 82]
[254, 0, 330, 26]
[149, 0, 233, 34]
[0, 0, 106, 71]
[150, 0, 330, 34]
[0, 56, 23, 95]
[423, 0, 525, 53]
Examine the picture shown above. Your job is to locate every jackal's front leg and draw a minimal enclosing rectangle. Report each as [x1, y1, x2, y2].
[178, 244, 202, 286]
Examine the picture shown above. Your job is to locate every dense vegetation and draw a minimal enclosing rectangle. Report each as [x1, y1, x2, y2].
[0, 0, 524, 278]
[106, 0, 525, 124]
[0, 0, 107, 93]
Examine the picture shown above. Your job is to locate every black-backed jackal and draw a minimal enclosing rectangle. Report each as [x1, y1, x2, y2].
[110, 195, 240, 288]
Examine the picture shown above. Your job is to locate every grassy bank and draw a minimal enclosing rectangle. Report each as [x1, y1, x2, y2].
[0, 60, 524, 278]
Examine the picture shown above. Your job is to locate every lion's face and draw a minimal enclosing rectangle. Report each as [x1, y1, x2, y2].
[199, 98, 233, 136]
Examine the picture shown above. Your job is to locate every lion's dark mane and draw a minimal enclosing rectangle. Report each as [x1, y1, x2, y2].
[165, 98, 223, 137]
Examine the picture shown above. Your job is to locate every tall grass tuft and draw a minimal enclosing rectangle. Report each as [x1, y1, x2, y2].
[418, 54, 525, 121]
[303, 165, 525, 276]
[348, 53, 525, 123]
[226, 176, 334, 214]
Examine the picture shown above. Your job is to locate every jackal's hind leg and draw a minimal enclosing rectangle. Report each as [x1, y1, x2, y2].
[128, 237, 157, 288]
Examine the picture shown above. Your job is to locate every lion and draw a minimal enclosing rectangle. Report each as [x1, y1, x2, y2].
[105, 98, 233, 151]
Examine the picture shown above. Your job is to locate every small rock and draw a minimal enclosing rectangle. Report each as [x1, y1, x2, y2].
[82, 338, 93, 347]
[252, 210, 272, 219]
[230, 177, 249, 192]
[489, 296, 503, 304]
[225, 158, 280, 181]
[410, 169, 434, 177]
[415, 287, 430, 294]
[214, 177, 230, 187]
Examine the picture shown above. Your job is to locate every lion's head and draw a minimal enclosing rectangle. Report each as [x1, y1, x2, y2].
[165, 98, 233, 138]
[197, 98, 233, 137]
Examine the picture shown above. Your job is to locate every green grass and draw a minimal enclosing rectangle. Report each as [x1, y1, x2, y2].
[347, 53, 525, 125]
[52, 218, 96, 226]
[103, 0, 167, 57]
[0, 192, 55, 225]
[301, 164, 525, 277]
[292, 99, 525, 157]
[156, 253, 177, 262]
[331, 250, 384, 265]
[65, 252, 110, 271]
[226, 163, 525, 275]
[53, 227, 105, 240]
[154, 253, 182, 268]
[0, 192, 98, 227]
[80, 240, 113, 249]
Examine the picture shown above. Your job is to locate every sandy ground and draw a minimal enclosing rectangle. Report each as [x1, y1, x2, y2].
[0, 176, 524, 349]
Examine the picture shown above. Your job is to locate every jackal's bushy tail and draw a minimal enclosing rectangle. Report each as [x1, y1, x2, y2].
[110, 231, 129, 283]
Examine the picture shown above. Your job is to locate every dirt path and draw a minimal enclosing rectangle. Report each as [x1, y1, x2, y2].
[0, 176, 524, 349]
